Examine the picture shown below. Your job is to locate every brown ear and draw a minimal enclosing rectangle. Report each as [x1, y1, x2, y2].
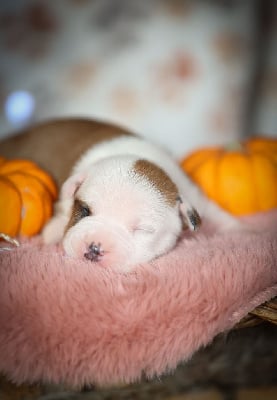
[178, 196, 201, 231]
[60, 171, 87, 199]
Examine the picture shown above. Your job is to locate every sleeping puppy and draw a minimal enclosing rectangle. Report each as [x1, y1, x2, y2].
[41, 122, 239, 272]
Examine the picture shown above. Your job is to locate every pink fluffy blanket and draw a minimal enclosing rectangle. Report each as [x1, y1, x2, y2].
[0, 211, 277, 388]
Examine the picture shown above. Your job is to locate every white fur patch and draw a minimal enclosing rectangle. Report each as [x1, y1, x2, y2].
[43, 135, 240, 271]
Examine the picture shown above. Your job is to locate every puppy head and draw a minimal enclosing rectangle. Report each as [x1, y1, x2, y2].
[62, 156, 200, 272]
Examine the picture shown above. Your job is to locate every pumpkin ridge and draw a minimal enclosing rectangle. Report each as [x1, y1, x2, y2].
[19, 189, 45, 236]
[251, 152, 277, 212]
[249, 152, 259, 212]
[0, 176, 22, 236]
[182, 149, 220, 176]
[180, 137, 277, 216]
[22, 167, 57, 200]
[0, 159, 37, 174]
[191, 152, 220, 199]
[214, 150, 227, 210]
[246, 138, 277, 164]
[0, 159, 57, 237]
[4, 172, 51, 236]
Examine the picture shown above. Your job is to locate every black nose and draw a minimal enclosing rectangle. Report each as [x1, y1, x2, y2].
[84, 242, 104, 262]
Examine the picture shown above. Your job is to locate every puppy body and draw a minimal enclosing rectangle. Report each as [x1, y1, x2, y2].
[43, 130, 238, 272]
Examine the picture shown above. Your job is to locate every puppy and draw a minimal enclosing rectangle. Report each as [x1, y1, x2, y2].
[40, 121, 239, 272]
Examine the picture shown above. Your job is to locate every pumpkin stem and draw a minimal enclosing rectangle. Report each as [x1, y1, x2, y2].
[225, 142, 244, 152]
[0, 233, 20, 251]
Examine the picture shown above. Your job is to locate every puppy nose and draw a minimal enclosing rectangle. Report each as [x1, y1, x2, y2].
[84, 242, 104, 262]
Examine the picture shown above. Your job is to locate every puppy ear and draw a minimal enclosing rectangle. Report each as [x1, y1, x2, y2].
[177, 196, 201, 231]
[61, 171, 87, 199]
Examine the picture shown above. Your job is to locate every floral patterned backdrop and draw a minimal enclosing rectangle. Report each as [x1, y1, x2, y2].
[0, 0, 276, 158]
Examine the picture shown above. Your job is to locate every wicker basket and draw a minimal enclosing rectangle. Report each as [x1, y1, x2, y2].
[236, 297, 277, 328]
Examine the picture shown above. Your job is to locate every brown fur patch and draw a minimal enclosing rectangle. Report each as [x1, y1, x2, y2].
[0, 118, 133, 187]
[134, 159, 178, 206]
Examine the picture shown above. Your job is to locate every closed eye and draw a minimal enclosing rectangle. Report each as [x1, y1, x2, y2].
[133, 225, 156, 234]
[66, 198, 92, 231]
[79, 203, 91, 218]
[72, 199, 91, 222]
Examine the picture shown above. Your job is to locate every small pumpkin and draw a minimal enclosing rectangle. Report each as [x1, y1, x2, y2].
[180, 137, 277, 216]
[0, 158, 58, 237]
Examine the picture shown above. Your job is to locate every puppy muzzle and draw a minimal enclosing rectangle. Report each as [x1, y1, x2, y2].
[84, 242, 105, 262]
[63, 217, 135, 270]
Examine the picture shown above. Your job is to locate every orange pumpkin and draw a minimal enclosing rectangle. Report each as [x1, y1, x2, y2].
[180, 137, 277, 216]
[0, 158, 58, 237]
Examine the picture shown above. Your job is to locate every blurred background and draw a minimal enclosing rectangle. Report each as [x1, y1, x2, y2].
[0, 0, 276, 159]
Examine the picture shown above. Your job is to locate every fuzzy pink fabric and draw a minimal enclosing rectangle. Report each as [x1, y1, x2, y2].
[0, 211, 276, 388]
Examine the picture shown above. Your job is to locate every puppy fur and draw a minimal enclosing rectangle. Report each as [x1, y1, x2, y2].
[0, 118, 132, 187]
[1, 118, 239, 272]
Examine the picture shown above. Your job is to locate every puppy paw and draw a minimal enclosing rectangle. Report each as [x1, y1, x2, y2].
[42, 215, 67, 244]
